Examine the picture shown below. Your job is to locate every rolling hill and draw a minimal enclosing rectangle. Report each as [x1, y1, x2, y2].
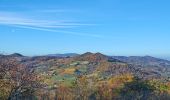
[0, 52, 170, 100]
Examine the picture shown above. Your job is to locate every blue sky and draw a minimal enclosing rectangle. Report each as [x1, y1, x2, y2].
[0, 0, 170, 57]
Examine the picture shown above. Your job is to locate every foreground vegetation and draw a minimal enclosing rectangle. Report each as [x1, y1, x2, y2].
[0, 53, 170, 100]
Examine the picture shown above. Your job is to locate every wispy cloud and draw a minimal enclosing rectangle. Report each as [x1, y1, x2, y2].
[0, 13, 92, 28]
[0, 11, 101, 38]
[13, 25, 102, 38]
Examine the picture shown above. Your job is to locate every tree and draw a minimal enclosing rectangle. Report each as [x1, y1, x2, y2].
[0, 57, 39, 99]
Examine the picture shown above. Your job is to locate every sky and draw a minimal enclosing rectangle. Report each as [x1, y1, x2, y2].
[0, 0, 170, 57]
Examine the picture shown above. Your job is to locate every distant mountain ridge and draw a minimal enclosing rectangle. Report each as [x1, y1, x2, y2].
[0, 53, 24, 58]
[112, 56, 170, 66]
[9, 53, 24, 57]
[2, 52, 170, 62]
[47, 53, 79, 57]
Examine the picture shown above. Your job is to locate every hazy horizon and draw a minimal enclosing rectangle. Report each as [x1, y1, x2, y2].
[1, 51, 170, 61]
